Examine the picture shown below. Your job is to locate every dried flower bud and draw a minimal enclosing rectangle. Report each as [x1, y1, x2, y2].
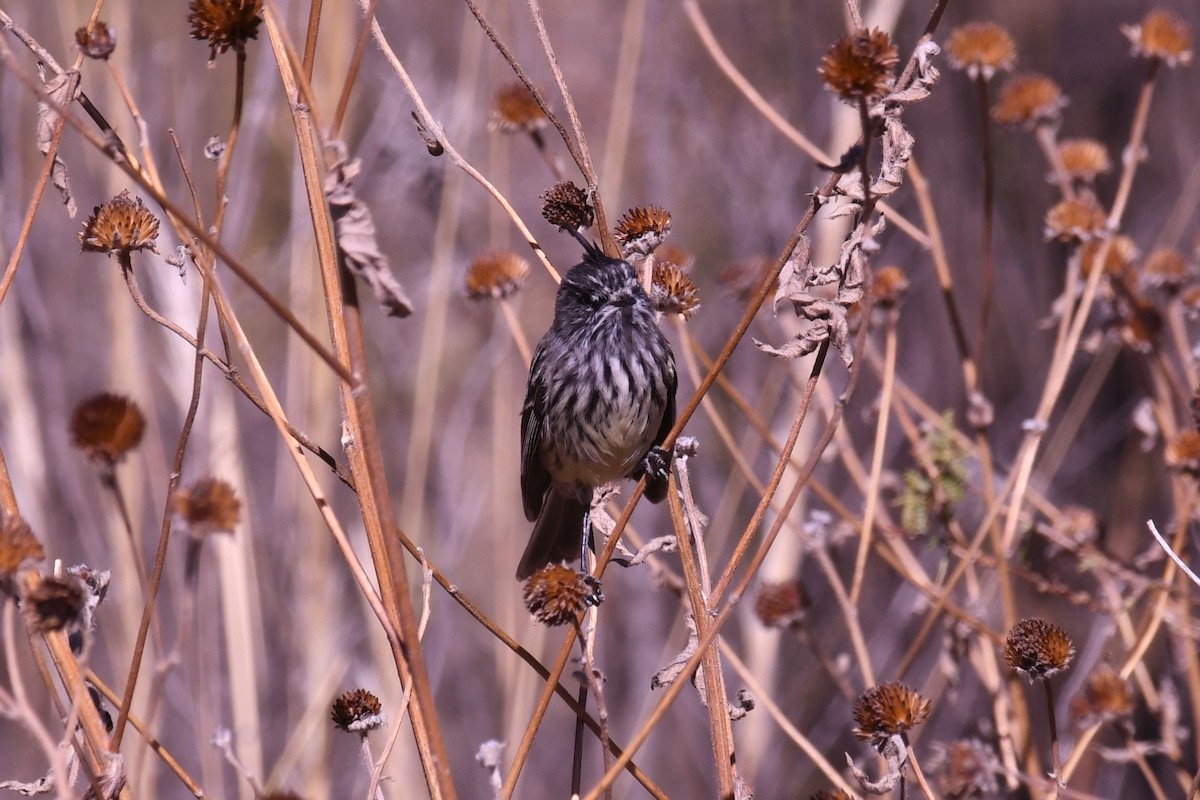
[819, 28, 899, 102]
[331, 688, 385, 733]
[75, 22, 116, 60]
[809, 791, 853, 800]
[933, 739, 999, 799]
[945, 22, 1016, 80]
[873, 265, 909, 307]
[188, 0, 264, 61]
[70, 392, 146, 465]
[1079, 235, 1137, 279]
[261, 793, 307, 800]
[540, 181, 593, 232]
[523, 564, 589, 626]
[1057, 138, 1111, 182]
[650, 260, 700, 320]
[992, 73, 1066, 128]
[852, 681, 931, 746]
[1142, 247, 1191, 292]
[79, 191, 160, 256]
[489, 82, 548, 134]
[174, 477, 242, 537]
[23, 575, 86, 633]
[464, 252, 530, 300]
[614, 206, 672, 257]
[1004, 617, 1075, 680]
[753, 580, 806, 628]
[1165, 430, 1200, 475]
[0, 514, 45, 583]
[1123, 9, 1193, 67]
[1070, 664, 1133, 727]
[1045, 198, 1108, 243]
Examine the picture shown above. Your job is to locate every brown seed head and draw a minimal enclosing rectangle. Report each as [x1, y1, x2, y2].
[935, 739, 998, 799]
[331, 688, 385, 733]
[1079, 235, 1137, 279]
[614, 206, 672, 257]
[1142, 247, 1192, 292]
[853, 681, 931, 744]
[873, 265, 910, 307]
[79, 191, 160, 256]
[992, 73, 1067, 128]
[1057, 138, 1111, 182]
[0, 514, 45, 580]
[819, 28, 898, 102]
[464, 252, 531, 300]
[1165, 430, 1200, 475]
[1123, 9, 1193, 67]
[489, 82, 548, 134]
[540, 181, 594, 232]
[809, 791, 853, 800]
[1045, 197, 1108, 243]
[70, 392, 145, 465]
[753, 580, 806, 628]
[1070, 664, 1133, 727]
[1182, 285, 1200, 314]
[261, 794, 307, 800]
[188, 0, 264, 60]
[1004, 617, 1075, 679]
[75, 22, 117, 59]
[945, 22, 1016, 80]
[23, 575, 86, 633]
[651, 260, 700, 320]
[174, 477, 242, 537]
[523, 564, 589, 626]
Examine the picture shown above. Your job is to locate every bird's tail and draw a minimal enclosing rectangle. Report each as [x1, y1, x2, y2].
[516, 489, 589, 580]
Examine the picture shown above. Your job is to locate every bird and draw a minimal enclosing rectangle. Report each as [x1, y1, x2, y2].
[517, 242, 677, 580]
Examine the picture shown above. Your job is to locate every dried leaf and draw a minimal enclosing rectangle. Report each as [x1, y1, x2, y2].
[325, 142, 413, 318]
[772, 234, 812, 311]
[37, 70, 80, 218]
[756, 298, 854, 368]
[651, 615, 698, 690]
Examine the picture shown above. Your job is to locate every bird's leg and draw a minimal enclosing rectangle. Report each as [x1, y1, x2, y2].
[641, 445, 671, 483]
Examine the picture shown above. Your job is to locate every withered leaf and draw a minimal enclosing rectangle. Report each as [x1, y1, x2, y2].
[37, 70, 80, 218]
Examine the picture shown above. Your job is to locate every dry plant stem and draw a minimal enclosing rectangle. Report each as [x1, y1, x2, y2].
[598, 0, 647, 204]
[1036, 125, 1075, 200]
[843, 0, 863, 30]
[669, 472, 737, 799]
[301, 0, 323, 77]
[262, 10, 456, 799]
[357, 736, 384, 800]
[98, 467, 152, 598]
[570, 683, 590, 798]
[906, 743, 936, 800]
[497, 297, 532, 364]
[329, 0, 380, 139]
[681, 0, 930, 249]
[810, 539, 876, 687]
[1042, 679, 1064, 793]
[573, 620, 614, 800]
[849, 308, 897, 604]
[363, 6, 558, 281]
[973, 74, 996, 369]
[1117, 724, 1171, 800]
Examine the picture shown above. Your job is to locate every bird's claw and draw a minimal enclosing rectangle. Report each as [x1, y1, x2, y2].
[642, 446, 670, 483]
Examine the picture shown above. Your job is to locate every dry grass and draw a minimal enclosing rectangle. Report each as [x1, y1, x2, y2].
[1, 1, 1200, 799]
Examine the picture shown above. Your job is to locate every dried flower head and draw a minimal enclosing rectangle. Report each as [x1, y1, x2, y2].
[615, 206, 672, 257]
[934, 739, 999, 799]
[70, 392, 146, 465]
[651, 260, 700, 320]
[717, 256, 775, 300]
[1004, 617, 1075, 680]
[873, 265, 910, 307]
[809, 791, 853, 800]
[1057, 138, 1111, 182]
[174, 477, 241, 537]
[754, 580, 806, 628]
[0, 514, 45, 581]
[540, 181, 594, 232]
[261, 793, 307, 800]
[75, 22, 116, 59]
[945, 22, 1016, 80]
[1079, 235, 1137, 279]
[79, 191, 160, 256]
[1070, 664, 1133, 727]
[992, 73, 1067, 127]
[1142, 247, 1192, 292]
[1165, 430, 1200, 475]
[331, 688, 385, 733]
[819, 28, 899, 102]
[489, 82, 548, 134]
[1182, 285, 1200, 315]
[523, 564, 589, 626]
[23, 575, 86, 633]
[1123, 9, 1193, 67]
[853, 681, 931, 745]
[1045, 197, 1108, 243]
[188, 0, 264, 60]
[464, 252, 531, 300]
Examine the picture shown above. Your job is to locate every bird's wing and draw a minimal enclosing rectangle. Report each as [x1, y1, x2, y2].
[520, 348, 552, 521]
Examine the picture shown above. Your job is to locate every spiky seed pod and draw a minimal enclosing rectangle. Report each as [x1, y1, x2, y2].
[650, 260, 700, 320]
[852, 681, 932, 746]
[174, 477, 242, 537]
[1079, 235, 1137, 279]
[79, 191, 160, 256]
[1165, 430, 1200, 476]
[1143, 247, 1191, 292]
[70, 393, 146, 465]
[1057, 138, 1111, 182]
[945, 22, 1016, 80]
[331, 689, 385, 733]
[1123, 9, 1193, 67]
[75, 22, 116, 59]
[873, 266, 910, 307]
[992, 73, 1067, 128]
[23, 576, 86, 633]
[540, 181, 594, 232]
[1045, 198, 1108, 243]
[614, 206, 672, 257]
[464, 252, 531, 300]
[489, 82, 548, 134]
[188, 0, 264, 60]
[753, 580, 806, 628]
[1004, 617, 1075, 680]
[523, 564, 589, 626]
[819, 28, 898, 102]
[1070, 664, 1133, 726]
